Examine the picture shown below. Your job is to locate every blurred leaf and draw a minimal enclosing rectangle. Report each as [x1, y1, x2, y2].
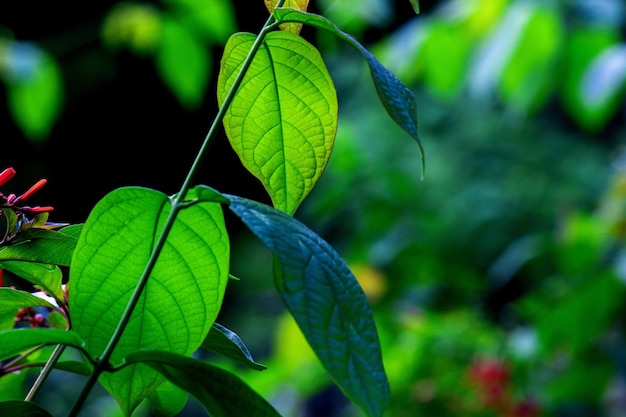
[156, 15, 210, 108]
[218, 31, 337, 215]
[547, 360, 612, 403]
[561, 25, 620, 132]
[409, 0, 420, 14]
[0, 400, 53, 417]
[5, 43, 63, 143]
[581, 44, 626, 129]
[70, 187, 230, 415]
[533, 271, 624, 355]
[227, 195, 389, 417]
[165, 0, 236, 43]
[201, 322, 266, 370]
[272, 8, 424, 175]
[0, 328, 85, 361]
[123, 349, 282, 417]
[420, 18, 473, 99]
[498, 3, 563, 113]
[101, 3, 162, 54]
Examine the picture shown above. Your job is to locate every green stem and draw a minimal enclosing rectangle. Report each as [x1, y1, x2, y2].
[66, 6, 285, 416]
[25, 344, 66, 401]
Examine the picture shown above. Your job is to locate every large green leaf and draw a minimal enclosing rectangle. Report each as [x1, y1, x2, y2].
[227, 195, 389, 417]
[69, 186, 230, 415]
[272, 8, 424, 175]
[123, 349, 282, 417]
[217, 31, 338, 215]
[0, 400, 54, 417]
[0, 328, 86, 361]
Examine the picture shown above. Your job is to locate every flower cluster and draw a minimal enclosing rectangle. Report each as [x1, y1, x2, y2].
[0, 167, 54, 245]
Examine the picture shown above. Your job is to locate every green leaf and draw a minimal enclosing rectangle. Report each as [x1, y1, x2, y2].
[147, 380, 189, 417]
[6, 44, 63, 143]
[123, 350, 282, 417]
[272, 8, 424, 176]
[70, 186, 230, 415]
[0, 262, 64, 303]
[227, 195, 389, 417]
[0, 287, 59, 322]
[0, 400, 54, 417]
[0, 227, 80, 266]
[0, 372, 29, 401]
[156, 14, 210, 108]
[409, 0, 420, 14]
[0, 328, 86, 362]
[201, 322, 266, 370]
[218, 31, 338, 215]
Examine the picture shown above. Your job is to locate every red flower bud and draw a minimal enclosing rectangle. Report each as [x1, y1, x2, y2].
[0, 168, 16, 187]
[26, 206, 54, 214]
[14, 179, 47, 204]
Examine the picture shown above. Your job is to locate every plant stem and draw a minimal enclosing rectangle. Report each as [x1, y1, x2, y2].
[25, 344, 66, 401]
[66, 5, 284, 416]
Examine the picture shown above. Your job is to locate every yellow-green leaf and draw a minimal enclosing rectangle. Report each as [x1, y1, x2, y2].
[217, 31, 337, 215]
[265, 0, 310, 34]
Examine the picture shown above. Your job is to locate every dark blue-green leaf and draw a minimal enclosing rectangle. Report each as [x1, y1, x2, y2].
[226, 195, 389, 417]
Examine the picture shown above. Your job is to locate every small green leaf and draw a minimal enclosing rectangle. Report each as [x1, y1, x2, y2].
[0, 328, 86, 362]
[156, 14, 210, 108]
[0, 262, 64, 303]
[409, 0, 420, 14]
[123, 350, 282, 417]
[272, 8, 424, 176]
[227, 195, 389, 417]
[0, 400, 54, 417]
[70, 187, 230, 415]
[218, 31, 338, 215]
[0, 227, 80, 266]
[202, 322, 266, 370]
